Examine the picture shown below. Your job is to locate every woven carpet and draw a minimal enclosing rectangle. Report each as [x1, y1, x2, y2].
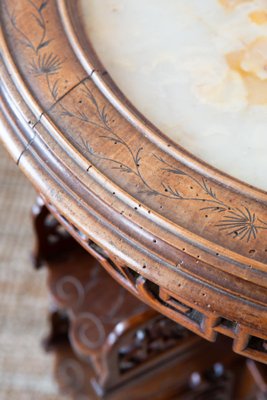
[0, 144, 65, 400]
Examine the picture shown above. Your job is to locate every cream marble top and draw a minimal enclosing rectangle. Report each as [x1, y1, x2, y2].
[81, 0, 267, 191]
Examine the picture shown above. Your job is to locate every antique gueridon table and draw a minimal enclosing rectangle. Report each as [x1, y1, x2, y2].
[1, 0, 267, 397]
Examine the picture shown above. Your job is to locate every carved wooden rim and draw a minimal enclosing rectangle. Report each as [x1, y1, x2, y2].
[0, 0, 266, 363]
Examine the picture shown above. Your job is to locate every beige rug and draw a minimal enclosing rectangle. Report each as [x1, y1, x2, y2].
[0, 145, 65, 400]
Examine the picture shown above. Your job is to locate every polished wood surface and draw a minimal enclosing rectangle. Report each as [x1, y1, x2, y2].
[0, 0, 266, 364]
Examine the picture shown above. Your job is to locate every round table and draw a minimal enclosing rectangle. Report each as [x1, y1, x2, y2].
[0, 0, 267, 377]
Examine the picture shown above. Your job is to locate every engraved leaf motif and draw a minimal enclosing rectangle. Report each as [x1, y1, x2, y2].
[154, 154, 186, 175]
[162, 183, 183, 199]
[100, 136, 124, 145]
[200, 206, 227, 213]
[31, 12, 45, 29]
[100, 106, 109, 126]
[39, 1, 48, 12]
[202, 178, 217, 199]
[51, 79, 60, 100]
[135, 147, 143, 166]
[162, 168, 187, 175]
[37, 39, 52, 51]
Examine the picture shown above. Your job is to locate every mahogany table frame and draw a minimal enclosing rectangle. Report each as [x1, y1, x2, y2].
[0, 0, 267, 364]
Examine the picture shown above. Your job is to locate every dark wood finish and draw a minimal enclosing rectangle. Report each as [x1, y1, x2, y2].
[46, 246, 202, 392]
[0, 0, 267, 364]
[34, 203, 251, 399]
[44, 246, 267, 400]
[53, 339, 240, 400]
[32, 196, 77, 268]
[43, 235, 250, 400]
[35, 202, 267, 399]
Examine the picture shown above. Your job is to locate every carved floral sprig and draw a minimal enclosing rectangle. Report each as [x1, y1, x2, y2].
[156, 155, 267, 241]
[30, 53, 63, 76]
[5, 0, 64, 103]
[5, 0, 51, 54]
[216, 208, 267, 241]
